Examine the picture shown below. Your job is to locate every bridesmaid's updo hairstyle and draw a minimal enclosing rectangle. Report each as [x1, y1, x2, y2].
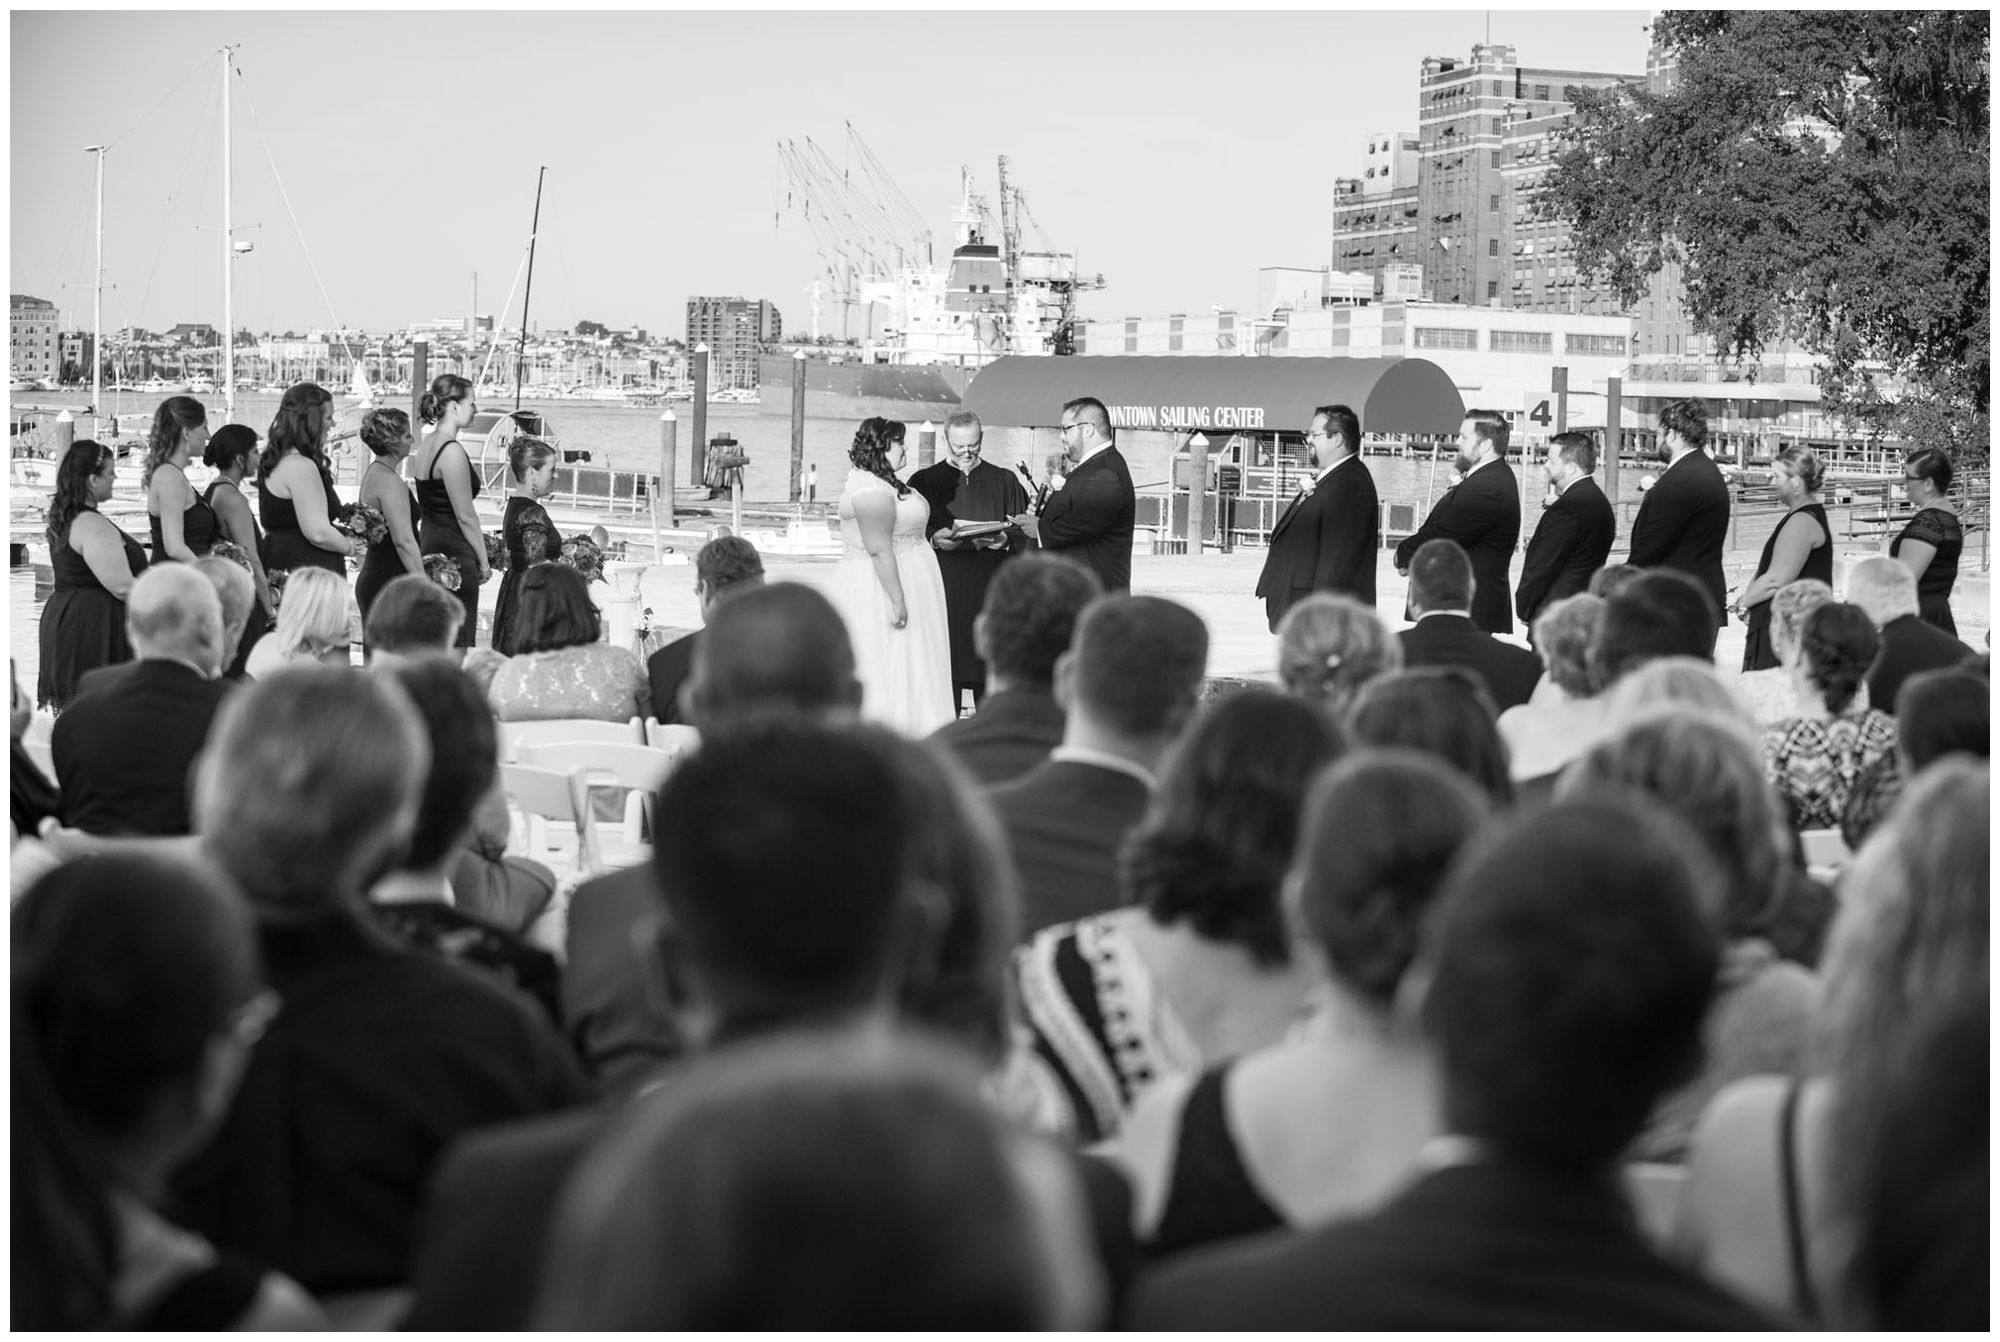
[848, 417, 911, 497]
[508, 435, 558, 484]
[1775, 444, 1825, 493]
[202, 423, 258, 473]
[419, 374, 474, 427]
[360, 407, 412, 458]
[143, 395, 207, 488]
[259, 382, 334, 480]
[47, 440, 113, 552]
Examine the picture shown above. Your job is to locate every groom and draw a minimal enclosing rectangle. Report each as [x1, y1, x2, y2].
[1011, 396, 1135, 593]
[1254, 403, 1379, 632]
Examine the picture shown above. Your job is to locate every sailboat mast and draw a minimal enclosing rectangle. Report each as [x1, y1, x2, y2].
[514, 166, 546, 412]
[220, 47, 238, 422]
[86, 144, 105, 432]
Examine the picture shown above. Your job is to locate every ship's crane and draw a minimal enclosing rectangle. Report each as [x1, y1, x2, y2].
[1004, 164, 1106, 357]
[776, 127, 934, 342]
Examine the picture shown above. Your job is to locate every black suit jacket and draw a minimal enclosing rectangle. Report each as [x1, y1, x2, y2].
[561, 864, 684, 1097]
[644, 630, 700, 727]
[928, 687, 1065, 788]
[1396, 614, 1545, 713]
[1039, 447, 1136, 593]
[52, 659, 234, 836]
[1394, 459, 1521, 634]
[1255, 456, 1379, 632]
[1516, 476, 1617, 625]
[1867, 614, 1974, 715]
[1127, 1159, 1776, 1331]
[987, 757, 1151, 940]
[1628, 450, 1732, 624]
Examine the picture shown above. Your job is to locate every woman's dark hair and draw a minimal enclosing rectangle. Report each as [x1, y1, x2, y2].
[1896, 668, 1990, 771]
[515, 562, 601, 653]
[143, 395, 206, 488]
[848, 416, 911, 497]
[1797, 601, 1880, 716]
[1123, 687, 1348, 966]
[47, 440, 113, 551]
[202, 422, 258, 473]
[1346, 666, 1514, 805]
[1903, 446, 1953, 495]
[508, 435, 558, 484]
[12, 854, 262, 1329]
[359, 407, 412, 458]
[418, 373, 474, 426]
[380, 659, 501, 870]
[259, 382, 333, 479]
[1293, 749, 1490, 1005]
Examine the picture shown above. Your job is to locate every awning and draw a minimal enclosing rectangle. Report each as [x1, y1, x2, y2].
[961, 355, 1466, 436]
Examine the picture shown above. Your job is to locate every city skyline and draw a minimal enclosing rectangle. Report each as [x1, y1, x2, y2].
[11, 9, 1655, 338]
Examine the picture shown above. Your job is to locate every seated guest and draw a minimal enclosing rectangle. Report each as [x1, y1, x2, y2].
[1274, 592, 1401, 714]
[1013, 690, 1345, 1143]
[362, 572, 464, 664]
[244, 566, 350, 677]
[1762, 602, 1897, 830]
[1496, 593, 1612, 783]
[1106, 751, 1489, 1261]
[1735, 578, 1837, 725]
[1845, 555, 1974, 714]
[192, 556, 256, 682]
[1588, 561, 1646, 599]
[168, 667, 591, 1297]
[563, 583, 863, 1094]
[988, 596, 1209, 940]
[1842, 664, 1991, 847]
[535, 1029, 1102, 1330]
[488, 562, 652, 722]
[1605, 655, 1758, 730]
[1844, 996, 1988, 1332]
[647, 534, 763, 726]
[52, 566, 231, 836]
[14, 854, 324, 1330]
[11, 658, 59, 839]
[1130, 800, 1773, 1330]
[367, 658, 563, 1027]
[1677, 760, 1987, 1326]
[1395, 539, 1543, 712]
[932, 554, 1102, 786]
[1346, 666, 1513, 805]
[1589, 567, 1721, 690]
[1558, 709, 1818, 1160]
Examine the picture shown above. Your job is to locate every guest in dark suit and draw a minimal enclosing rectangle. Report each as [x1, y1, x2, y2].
[909, 411, 1031, 707]
[1397, 540, 1544, 713]
[1515, 430, 1617, 630]
[1845, 555, 1974, 713]
[645, 534, 763, 725]
[1394, 409, 1521, 635]
[1128, 800, 1773, 1331]
[1012, 397, 1136, 594]
[53, 566, 234, 836]
[1627, 398, 1731, 625]
[930, 555, 1101, 787]
[361, 572, 466, 663]
[1255, 403, 1379, 632]
[1590, 568, 1721, 691]
[987, 595, 1208, 939]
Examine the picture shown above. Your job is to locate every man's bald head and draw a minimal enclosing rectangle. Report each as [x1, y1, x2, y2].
[685, 582, 862, 725]
[1846, 555, 1922, 626]
[126, 565, 223, 671]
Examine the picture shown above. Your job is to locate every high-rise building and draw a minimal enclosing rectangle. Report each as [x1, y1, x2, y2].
[685, 297, 782, 390]
[1331, 131, 1422, 297]
[11, 294, 59, 381]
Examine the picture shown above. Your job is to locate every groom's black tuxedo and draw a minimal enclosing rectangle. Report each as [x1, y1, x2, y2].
[1038, 446, 1136, 593]
[1255, 455, 1380, 632]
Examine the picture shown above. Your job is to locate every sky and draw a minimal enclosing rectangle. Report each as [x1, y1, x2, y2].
[11, 7, 1657, 340]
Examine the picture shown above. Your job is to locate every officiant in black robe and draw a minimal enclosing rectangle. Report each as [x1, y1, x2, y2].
[908, 412, 1030, 709]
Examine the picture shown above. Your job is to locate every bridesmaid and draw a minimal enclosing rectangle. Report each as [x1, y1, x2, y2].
[354, 407, 426, 647]
[491, 435, 559, 655]
[258, 382, 358, 577]
[37, 441, 146, 711]
[1890, 447, 1963, 635]
[1729, 445, 1831, 671]
[414, 375, 490, 650]
[143, 396, 218, 564]
[203, 424, 276, 675]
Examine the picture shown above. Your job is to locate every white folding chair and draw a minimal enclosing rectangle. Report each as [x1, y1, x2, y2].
[515, 740, 684, 848]
[495, 716, 645, 763]
[1621, 1162, 1688, 1250]
[643, 719, 701, 755]
[566, 765, 650, 876]
[1798, 827, 1852, 884]
[22, 737, 55, 781]
[498, 762, 584, 869]
[22, 712, 55, 747]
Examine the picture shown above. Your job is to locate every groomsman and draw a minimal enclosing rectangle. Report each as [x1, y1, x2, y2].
[1515, 430, 1617, 630]
[1394, 409, 1521, 635]
[1254, 404, 1379, 632]
[1627, 398, 1731, 626]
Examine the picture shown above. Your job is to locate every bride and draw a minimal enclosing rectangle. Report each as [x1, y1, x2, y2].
[829, 417, 954, 734]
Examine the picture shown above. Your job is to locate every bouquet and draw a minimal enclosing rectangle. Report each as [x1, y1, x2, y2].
[424, 554, 463, 592]
[333, 501, 388, 548]
[559, 534, 605, 584]
[209, 538, 255, 574]
[485, 531, 509, 574]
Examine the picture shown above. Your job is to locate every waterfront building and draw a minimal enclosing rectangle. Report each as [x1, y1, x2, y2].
[59, 331, 95, 386]
[686, 297, 782, 391]
[11, 294, 59, 382]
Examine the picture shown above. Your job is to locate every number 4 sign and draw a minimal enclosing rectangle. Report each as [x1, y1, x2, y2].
[1524, 397, 1554, 427]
